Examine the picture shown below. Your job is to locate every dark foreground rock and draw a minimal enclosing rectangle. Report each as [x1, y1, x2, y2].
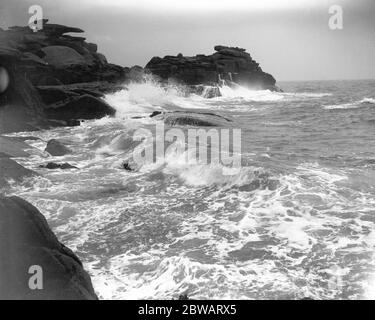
[0, 136, 33, 158]
[0, 158, 37, 188]
[146, 45, 280, 91]
[152, 111, 232, 127]
[44, 139, 72, 156]
[0, 196, 98, 299]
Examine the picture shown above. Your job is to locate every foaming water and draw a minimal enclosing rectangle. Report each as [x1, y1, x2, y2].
[324, 97, 375, 110]
[5, 79, 375, 299]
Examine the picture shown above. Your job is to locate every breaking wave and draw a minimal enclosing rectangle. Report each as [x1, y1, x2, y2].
[6, 79, 375, 300]
[324, 97, 375, 110]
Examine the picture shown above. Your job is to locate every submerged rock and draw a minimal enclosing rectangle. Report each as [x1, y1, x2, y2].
[39, 162, 78, 170]
[153, 111, 232, 127]
[44, 139, 71, 156]
[149, 111, 163, 118]
[146, 45, 280, 91]
[0, 195, 98, 299]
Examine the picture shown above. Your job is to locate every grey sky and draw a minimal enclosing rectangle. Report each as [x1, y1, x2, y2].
[1, 0, 374, 81]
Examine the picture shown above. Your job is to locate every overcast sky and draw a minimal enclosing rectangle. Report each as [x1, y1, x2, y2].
[1, 0, 374, 81]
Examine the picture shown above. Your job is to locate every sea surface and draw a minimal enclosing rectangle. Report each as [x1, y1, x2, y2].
[4, 79, 375, 299]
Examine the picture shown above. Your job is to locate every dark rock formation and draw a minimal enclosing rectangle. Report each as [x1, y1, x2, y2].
[146, 45, 280, 91]
[124, 65, 145, 83]
[152, 111, 232, 127]
[122, 161, 134, 171]
[0, 19, 125, 133]
[44, 139, 71, 156]
[44, 94, 115, 122]
[0, 19, 125, 86]
[0, 47, 46, 133]
[0, 195, 98, 299]
[39, 162, 78, 170]
[0, 158, 37, 188]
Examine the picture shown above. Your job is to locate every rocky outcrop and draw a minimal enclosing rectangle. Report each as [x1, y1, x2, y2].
[0, 195, 98, 299]
[145, 45, 280, 91]
[44, 139, 71, 156]
[152, 111, 233, 127]
[0, 19, 125, 133]
[0, 20, 125, 86]
[1, 20, 281, 134]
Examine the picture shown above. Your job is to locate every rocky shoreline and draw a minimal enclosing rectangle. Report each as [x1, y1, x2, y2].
[1, 19, 280, 134]
[0, 20, 281, 299]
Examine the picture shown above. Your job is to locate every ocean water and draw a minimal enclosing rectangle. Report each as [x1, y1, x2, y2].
[4, 79, 375, 299]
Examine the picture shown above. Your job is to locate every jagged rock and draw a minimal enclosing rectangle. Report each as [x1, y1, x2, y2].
[125, 65, 145, 82]
[39, 162, 78, 170]
[0, 196, 98, 299]
[44, 94, 115, 121]
[86, 43, 98, 53]
[45, 139, 71, 156]
[146, 45, 279, 91]
[0, 158, 37, 188]
[153, 111, 232, 127]
[0, 20, 126, 133]
[42, 23, 84, 36]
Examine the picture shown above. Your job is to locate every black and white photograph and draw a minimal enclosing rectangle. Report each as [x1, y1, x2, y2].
[1, 0, 375, 305]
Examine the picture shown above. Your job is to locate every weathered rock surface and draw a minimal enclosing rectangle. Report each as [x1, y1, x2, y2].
[0, 158, 37, 188]
[41, 45, 89, 68]
[0, 195, 98, 299]
[0, 136, 33, 158]
[0, 19, 125, 133]
[44, 94, 115, 121]
[44, 139, 71, 156]
[152, 111, 232, 127]
[145, 45, 280, 91]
